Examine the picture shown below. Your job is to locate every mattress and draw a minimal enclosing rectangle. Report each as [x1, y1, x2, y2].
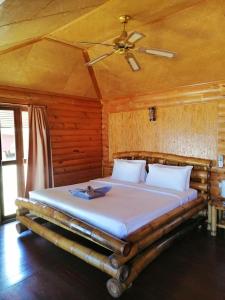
[29, 177, 198, 239]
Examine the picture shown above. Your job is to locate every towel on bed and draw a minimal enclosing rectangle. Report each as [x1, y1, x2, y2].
[69, 185, 112, 200]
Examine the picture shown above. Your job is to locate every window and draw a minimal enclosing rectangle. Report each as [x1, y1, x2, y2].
[0, 106, 29, 222]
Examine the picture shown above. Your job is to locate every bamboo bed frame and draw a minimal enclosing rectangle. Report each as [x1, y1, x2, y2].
[16, 151, 212, 298]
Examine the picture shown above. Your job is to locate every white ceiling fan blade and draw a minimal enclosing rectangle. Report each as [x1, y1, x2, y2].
[127, 32, 145, 43]
[125, 53, 141, 72]
[80, 41, 114, 47]
[138, 47, 176, 58]
[86, 51, 115, 66]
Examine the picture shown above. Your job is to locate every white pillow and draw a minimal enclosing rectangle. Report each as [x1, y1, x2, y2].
[146, 164, 193, 192]
[150, 164, 193, 190]
[112, 159, 143, 183]
[114, 159, 147, 182]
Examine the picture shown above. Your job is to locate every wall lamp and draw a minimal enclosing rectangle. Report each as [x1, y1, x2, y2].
[149, 107, 156, 122]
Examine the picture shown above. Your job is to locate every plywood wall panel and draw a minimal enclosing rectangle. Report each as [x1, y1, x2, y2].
[218, 101, 225, 157]
[108, 103, 217, 161]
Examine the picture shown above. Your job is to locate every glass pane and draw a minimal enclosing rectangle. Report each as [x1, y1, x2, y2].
[24, 162, 27, 185]
[2, 164, 18, 216]
[0, 110, 16, 161]
[22, 111, 29, 185]
[22, 111, 29, 160]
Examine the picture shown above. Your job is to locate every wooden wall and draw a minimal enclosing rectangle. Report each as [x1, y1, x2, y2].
[0, 86, 102, 187]
[102, 80, 225, 197]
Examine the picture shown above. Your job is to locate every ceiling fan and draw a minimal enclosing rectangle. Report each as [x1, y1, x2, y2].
[80, 15, 176, 72]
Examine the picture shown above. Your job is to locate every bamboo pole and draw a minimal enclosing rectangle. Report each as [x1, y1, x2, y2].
[211, 205, 217, 236]
[17, 215, 129, 281]
[107, 219, 199, 298]
[110, 202, 205, 268]
[16, 222, 28, 234]
[16, 198, 131, 256]
[207, 202, 212, 231]
[113, 151, 212, 168]
[127, 197, 205, 243]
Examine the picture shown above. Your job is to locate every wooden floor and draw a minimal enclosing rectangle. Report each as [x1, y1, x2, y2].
[0, 222, 225, 300]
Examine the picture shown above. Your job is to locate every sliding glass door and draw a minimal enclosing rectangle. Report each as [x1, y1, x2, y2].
[0, 107, 28, 222]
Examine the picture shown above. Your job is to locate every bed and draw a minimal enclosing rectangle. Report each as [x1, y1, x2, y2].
[15, 151, 212, 298]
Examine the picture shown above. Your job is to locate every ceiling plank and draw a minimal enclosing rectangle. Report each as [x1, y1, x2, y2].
[49, 0, 206, 48]
[0, 0, 107, 53]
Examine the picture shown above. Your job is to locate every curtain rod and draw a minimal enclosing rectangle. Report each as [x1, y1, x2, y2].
[0, 102, 47, 109]
[0, 102, 27, 108]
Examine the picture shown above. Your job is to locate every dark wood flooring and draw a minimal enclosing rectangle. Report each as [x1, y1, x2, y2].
[0, 222, 225, 300]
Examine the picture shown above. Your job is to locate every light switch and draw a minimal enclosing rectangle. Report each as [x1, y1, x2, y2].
[218, 154, 224, 168]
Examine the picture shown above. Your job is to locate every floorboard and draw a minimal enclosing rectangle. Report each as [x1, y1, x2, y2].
[0, 222, 225, 300]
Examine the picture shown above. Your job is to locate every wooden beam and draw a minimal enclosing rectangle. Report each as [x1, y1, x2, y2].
[44, 37, 83, 51]
[0, 37, 43, 56]
[0, 85, 99, 102]
[82, 50, 102, 100]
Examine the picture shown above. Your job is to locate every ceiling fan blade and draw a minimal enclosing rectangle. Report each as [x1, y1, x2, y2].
[138, 47, 176, 58]
[86, 51, 115, 66]
[125, 53, 141, 72]
[127, 32, 145, 43]
[80, 41, 114, 47]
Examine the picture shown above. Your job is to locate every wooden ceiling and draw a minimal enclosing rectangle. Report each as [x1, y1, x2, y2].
[0, 0, 224, 100]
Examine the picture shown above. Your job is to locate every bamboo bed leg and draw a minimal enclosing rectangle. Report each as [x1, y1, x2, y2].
[211, 205, 217, 237]
[207, 203, 212, 231]
[16, 208, 29, 233]
[16, 222, 28, 234]
[16, 207, 29, 216]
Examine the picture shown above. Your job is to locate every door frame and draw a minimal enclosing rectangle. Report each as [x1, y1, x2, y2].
[0, 105, 27, 223]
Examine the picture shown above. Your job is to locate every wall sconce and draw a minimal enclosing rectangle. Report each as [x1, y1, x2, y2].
[149, 107, 156, 122]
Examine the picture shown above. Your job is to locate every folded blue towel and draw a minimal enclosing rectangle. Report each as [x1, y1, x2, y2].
[69, 185, 112, 200]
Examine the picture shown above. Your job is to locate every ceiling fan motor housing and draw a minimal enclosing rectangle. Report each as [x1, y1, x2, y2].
[119, 15, 131, 24]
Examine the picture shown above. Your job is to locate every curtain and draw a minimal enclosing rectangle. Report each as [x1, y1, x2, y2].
[25, 105, 53, 197]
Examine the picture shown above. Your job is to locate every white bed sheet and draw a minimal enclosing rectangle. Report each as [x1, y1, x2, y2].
[29, 177, 198, 239]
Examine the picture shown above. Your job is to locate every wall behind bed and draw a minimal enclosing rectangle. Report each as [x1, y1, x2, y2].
[102, 80, 225, 196]
[0, 86, 102, 187]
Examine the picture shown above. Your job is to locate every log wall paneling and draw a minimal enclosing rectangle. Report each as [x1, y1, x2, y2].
[102, 80, 225, 197]
[211, 100, 225, 196]
[0, 86, 102, 187]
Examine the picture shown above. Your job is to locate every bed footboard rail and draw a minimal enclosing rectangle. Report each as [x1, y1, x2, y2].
[16, 197, 131, 257]
[107, 217, 201, 298]
[16, 214, 129, 282]
[109, 198, 206, 269]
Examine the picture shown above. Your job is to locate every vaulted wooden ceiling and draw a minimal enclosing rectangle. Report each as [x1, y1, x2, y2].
[0, 0, 224, 100]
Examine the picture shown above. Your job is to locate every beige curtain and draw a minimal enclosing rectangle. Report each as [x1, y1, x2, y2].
[25, 105, 53, 197]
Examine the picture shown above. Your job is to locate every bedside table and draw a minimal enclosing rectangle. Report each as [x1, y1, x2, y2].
[210, 199, 225, 236]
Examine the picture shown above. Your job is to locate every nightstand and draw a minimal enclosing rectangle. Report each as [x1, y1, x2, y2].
[210, 198, 225, 236]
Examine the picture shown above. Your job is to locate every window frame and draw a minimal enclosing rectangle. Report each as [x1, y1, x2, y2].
[0, 104, 28, 223]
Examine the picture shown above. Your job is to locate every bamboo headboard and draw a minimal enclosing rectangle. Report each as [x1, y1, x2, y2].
[112, 151, 212, 200]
